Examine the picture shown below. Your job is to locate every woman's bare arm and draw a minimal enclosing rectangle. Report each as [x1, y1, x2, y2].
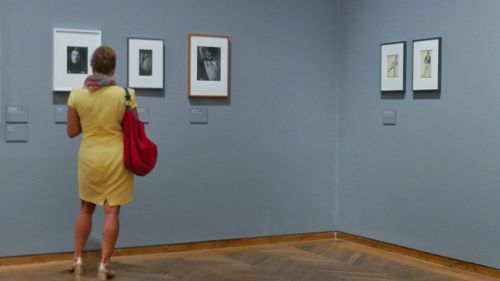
[67, 106, 82, 138]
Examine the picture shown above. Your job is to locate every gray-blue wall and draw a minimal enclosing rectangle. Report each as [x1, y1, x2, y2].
[0, 0, 339, 257]
[3, 0, 498, 271]
[338, 0, 500, 269]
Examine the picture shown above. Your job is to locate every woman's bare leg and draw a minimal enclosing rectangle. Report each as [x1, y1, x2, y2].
[101, 202, 121, 264]
[74, 200, 96, 258]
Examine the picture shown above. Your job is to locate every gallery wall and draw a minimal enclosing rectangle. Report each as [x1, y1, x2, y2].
[337, 0, 500, 268]
[0, 0, 339, 257]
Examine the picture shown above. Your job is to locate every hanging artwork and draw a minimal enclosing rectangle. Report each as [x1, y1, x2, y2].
[412, 37, 441, 92]
[53, 28, 101, 92]
[380, 41, 405, 92]
[188, 33, 230, 98]
[127, 38, 164, 90]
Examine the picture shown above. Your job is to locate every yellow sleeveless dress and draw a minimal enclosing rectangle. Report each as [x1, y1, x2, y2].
[68, 86, 137, 206]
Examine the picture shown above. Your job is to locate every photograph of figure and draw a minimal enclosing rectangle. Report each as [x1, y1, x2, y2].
[139, 49, 153, 76]
[197, 46, 221, 81]
[420, 50, 432, 78]
[67, 46, 88, 74]
[386, 54, 399, 78]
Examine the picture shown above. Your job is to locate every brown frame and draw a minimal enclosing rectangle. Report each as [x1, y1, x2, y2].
[188, 33, 231, 98]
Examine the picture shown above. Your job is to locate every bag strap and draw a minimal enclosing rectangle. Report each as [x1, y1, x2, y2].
[124, 87, 132, 111]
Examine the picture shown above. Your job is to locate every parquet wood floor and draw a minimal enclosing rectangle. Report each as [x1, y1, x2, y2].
[0, 239, 496, 281]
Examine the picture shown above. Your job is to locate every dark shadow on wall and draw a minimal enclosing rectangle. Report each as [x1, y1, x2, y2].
[188, 96, 231, 106]
[381, 92, 405, 100]
[134, 89, 165, 98]
[413, 91, 441, 100]
[52, 88, 165, 105]
[53, 92, 69, 105]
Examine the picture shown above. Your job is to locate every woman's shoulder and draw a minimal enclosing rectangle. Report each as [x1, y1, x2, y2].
[69, 86, 90, 101]
[108, 86, 136, 97]
[68, 86, 90, 107]
[102, 86, 136, 102]
[105, 86, 135, 93]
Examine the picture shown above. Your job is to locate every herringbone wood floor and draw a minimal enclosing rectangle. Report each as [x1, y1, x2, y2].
[0, 239, 496, 281]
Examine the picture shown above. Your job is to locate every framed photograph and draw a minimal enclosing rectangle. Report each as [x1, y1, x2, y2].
[127, 38, 164, 89]
[53, 28, 101, 92]
[188, 33, 230, 98]
[412, 37, 441, 92]
[380, 41, 406, 92]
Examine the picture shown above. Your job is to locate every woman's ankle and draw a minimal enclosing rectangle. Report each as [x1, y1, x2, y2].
[73, 250, 83, 259]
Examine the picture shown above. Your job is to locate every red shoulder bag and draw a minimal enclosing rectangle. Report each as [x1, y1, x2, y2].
[122, 88, 158, 176]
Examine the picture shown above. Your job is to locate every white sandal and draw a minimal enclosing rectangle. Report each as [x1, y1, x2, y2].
[67, 257, 84, 275]
[98, 262, 115, 280]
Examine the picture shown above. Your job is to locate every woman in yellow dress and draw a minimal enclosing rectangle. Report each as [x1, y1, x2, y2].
[66, 46, 138, 280]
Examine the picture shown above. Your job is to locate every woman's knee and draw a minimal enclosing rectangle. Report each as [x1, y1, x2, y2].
[104, 204, 121, 217]
[80, 200, 96, 215]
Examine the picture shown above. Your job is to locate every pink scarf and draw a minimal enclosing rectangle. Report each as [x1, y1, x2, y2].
[84, 73, 117, 92]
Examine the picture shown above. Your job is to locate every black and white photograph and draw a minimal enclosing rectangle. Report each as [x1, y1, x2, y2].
[380, 41, 405, 92]
[197, 46, 221, 81]
[139, 49, 152, 76]
[67, 46, 88, 74]
[413, 37, 441, 92]
[128, 38, 164, 89]
[53, 28, 101, 91]
[189, 34, 230, 98]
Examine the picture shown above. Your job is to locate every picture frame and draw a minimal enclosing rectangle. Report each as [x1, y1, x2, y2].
[380, 41, 406, 92]
[412, 37, 441, 92]
[127, 37, 164, 90]
[53, 28, 101, 92]
[188, 33, 230, 98]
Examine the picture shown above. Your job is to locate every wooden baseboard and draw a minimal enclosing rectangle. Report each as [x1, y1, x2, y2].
[1, 230, 499, 279]
[335, 231, 500, 278]
[0, 231, 335, 266]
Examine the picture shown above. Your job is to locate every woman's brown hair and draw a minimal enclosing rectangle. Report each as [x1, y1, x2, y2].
[91, 46, 116, 75]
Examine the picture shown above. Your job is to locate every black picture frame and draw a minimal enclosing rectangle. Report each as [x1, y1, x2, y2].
[380, 41, 406, 93]
[412, 37, 441, 92]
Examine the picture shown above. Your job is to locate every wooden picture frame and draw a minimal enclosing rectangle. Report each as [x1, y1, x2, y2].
[188, 33, 230, 98]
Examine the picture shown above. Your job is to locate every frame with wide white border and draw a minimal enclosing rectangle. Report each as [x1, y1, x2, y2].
[53, 28, 101, 92]
[412, 37, 441, 92]
[380, 41, 406, 92]
[127, 37, 164, 90]
[188, 33, 230, 98]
